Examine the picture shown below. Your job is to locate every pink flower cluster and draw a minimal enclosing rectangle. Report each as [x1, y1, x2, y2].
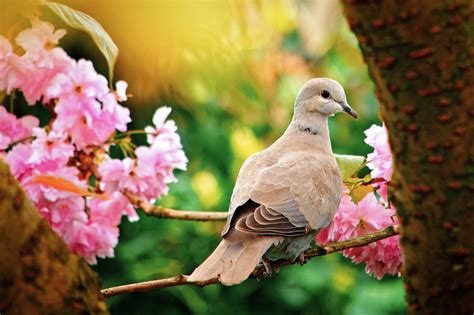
[1, 19, 187, 264]
[99, 107, 187, 202]
[364, 124, 392, 181]
[364, 124, 393, 201]
[317, 193, 401, 279]
[1, 18, 131, 149]
[0, 106, 38, 150]
[318, 124, 402, 279]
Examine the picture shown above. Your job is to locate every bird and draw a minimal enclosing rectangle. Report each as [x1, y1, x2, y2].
[188, 78, 358, 285]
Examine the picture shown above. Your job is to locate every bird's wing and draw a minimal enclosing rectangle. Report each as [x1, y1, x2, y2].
[234, 203, 307, 236]
[223, 152, 341, 237]
[222, 152, 270, 235]
[229, 153, 267, 211]
[251, 153, 341, 229]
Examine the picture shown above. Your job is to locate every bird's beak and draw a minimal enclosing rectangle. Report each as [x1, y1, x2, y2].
[340, 101, 358, 119]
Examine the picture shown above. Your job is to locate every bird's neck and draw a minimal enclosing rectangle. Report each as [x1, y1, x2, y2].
[284, 112, 333, 154]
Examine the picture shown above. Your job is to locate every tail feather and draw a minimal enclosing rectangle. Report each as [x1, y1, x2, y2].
[188, 239, 245, 283]
[188, 237, 274, 285]
[219, 238, 273, 285]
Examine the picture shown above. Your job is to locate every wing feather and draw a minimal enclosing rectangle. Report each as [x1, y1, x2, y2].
[247, 153, 341, 230]
[222, 151, 341, 237]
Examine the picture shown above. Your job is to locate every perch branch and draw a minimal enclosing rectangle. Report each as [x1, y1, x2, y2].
[124, 191, 228, 221]
[101, 225, 399, 298]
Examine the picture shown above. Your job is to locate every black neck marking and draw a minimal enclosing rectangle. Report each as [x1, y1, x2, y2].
[298, 124, 319, 135]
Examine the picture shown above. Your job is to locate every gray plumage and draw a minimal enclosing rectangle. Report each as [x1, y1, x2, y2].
[188, 78, 358, 285]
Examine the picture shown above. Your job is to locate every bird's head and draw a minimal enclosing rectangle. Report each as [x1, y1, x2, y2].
[294, 78, 358, 119]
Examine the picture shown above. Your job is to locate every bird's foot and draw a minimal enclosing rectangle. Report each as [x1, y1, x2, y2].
[254, 256, 273, 281]
[296, 252, 308, 265]
[262, 255, 273, 277]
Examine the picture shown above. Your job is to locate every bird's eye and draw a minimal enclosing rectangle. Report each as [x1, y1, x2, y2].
[320, 90, 331, 99]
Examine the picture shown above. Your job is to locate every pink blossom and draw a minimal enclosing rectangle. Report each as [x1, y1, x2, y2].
[143, 108, 186, 175]
[89, 196, 124, 227]
[317, 193, 402, 279]
[40, 196, 121, 265]
[5, 134, 75, 195]
[16, 18, 66, 54]
[98, 157, 141, 192]
[46, 59, 108, 102]
[115, 80, 128, 101]
[136, 141, 186, 180]
[99, 140, 187, 202]
[101, 92, 131, 132]
[98, 157, 155, 200]
[70, 194, 136, 263]
[98, 158, 132, 183]
[28, 128, 74, 165]
[27, 167, 87, 203]
[113, 192, 139, 222]
[135, 125, 187, 199]
[5, 127, 74, 191]
[20, 115, 39, 130]
[71, 222, 119, 264]
[0, 36, 27, 93]
[98, 107, 187, 201]
[42, 196, 87, 236]
[144, 106, 177, 144]
[364, 124, 392, 181]
[46, 59, 130, 148]
[0, 106, 39, 150]
[29, 173, 137, 263]
[140, 107, 187, 175]
[19, 49, 73, 105]
[376, 182, 390, 202]
[2, 19, 77, 107]
[13, 19, 73, 105]
[90, 192, 137, 224]
[23, 170, 136, 263]
[5, 143, 34, 179]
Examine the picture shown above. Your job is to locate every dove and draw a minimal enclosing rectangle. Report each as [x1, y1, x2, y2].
[188, 78, 358, 285]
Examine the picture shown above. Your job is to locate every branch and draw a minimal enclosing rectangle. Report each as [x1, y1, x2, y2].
[252, 224, 399, 278]
[124, 191, 227, 221]
[101, 225, 399, 298]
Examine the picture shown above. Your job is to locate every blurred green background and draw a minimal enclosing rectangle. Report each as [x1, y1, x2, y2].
[3, 0, 406, 314]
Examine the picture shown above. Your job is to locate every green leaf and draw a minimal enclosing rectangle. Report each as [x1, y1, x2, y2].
[44, 1, 118, 82]
[334, 154, 366, 181]
[349, 184, 373, 204]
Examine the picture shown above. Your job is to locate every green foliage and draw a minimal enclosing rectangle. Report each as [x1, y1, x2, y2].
[43, 1, 118, 82]
[335, 154, 366, 181]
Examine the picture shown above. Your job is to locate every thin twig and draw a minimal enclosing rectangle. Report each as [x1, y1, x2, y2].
[101, 225, 399, 298]
[101, 275, 219, 297]
[124, 191, 228, 221]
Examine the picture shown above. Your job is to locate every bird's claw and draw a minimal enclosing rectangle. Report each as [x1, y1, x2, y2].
[297, 252, 307, 265]
[254, 256, 274, 281]
[262, 255, 273, 277]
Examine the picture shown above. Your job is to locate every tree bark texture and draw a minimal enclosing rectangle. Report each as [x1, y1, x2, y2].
[341, 1, 473, 314]
[0, 158, 109, 314]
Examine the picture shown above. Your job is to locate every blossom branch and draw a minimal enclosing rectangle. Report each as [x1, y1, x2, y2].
[252, 224, 399, 278]
[101, 225, 399, 298]
[124, 191, 228, 221]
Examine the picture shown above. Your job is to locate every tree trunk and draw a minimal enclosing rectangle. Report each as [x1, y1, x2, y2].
[0, 158, 109, 314]
[341, 1, 474, 313]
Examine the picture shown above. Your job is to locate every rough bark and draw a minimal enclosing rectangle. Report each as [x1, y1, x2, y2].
[341, 1, 474, 314]
[0, 158, 109, 314]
